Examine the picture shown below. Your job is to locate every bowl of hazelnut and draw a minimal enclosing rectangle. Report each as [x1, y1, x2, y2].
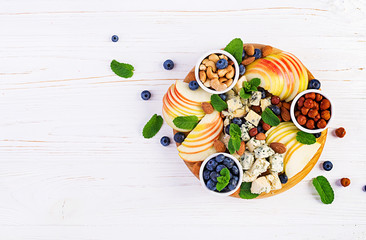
[195, 50, 239, 94]
[290, 89, 332, 134]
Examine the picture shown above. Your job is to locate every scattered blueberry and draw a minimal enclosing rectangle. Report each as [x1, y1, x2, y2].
[239, 64, 246, 75]
[215, 154, 225, 163]
[111, 35, 119, 42]
[219, 93, 227, 101]
[253, 49, 262, 59]
[259, 89, 266, 99]
[279, 173, 288, 184]
[163, 59, 174, 70]
[313, 132, 321, 138]
[269, 105, 281, 115]
[203, 170, 210, 181]
[223, 158, 234, 169]
[216, 59, 228, 69]
[308, 79, 321, 90]
[141, 90, 151, 100]
[228, 178, 238, 191]
[210, 171, 220, 182]
[257, 125, 265, 133]
[232, 117, 243, 126]
[323, 161, 333, 171]
[206, 179, 216, 191]
[225, 125, 230, 135]
[160, 136, 170, 146]
[174, 132, 185, 143]
[242, 51, 246, 60]
[216, 164, 226, 173]
[231, 165, 239, 175]
[363, 185, 366, 192]
[206, 159, 218, 171]
[189, 80, 199, 90]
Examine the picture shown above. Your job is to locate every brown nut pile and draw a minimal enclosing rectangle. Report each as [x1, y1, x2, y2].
[198, 54, 235, 92]
[241, 44, 273, 66]
[295, 92, 331, 129]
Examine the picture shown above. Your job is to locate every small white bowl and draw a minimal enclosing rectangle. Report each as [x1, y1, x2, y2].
[195, 50, 240, 94]
[199, 153, 243, 196]
[290, 89, 333, 134]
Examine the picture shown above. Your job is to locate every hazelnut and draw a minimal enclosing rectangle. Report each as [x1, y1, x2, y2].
[317, 119, 327, 129]
[312, 102, 319, 111]
[297, 115, 307, 125]
[314, 114, 321, 122]
[297, 97, 305, 108]
[321, 110, 331, 121]
[305, 92, 316, 99]
[295, 110, 301, 118]
[335, 127, 346, 138]
[341, 178, 351, 187]
[249, 128, 258, 137]
[306, 119, 315, 129]
[304, 99, 314, 109]
[320, 99, 331, 110]
[251, 106, 261, 114]
[316, 94, 323, 102]
[308, 109, 318, 119]
[262, 123, 271, 131]
[301, 107, 310, 115]
[271, 96, 280, 105]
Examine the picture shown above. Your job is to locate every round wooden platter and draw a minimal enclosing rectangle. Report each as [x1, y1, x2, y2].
[174, 43, 328, 199]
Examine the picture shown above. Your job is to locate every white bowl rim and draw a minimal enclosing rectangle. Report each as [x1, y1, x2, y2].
[194, 50, 240, 95]
[290, 89, 332, 134]
[199, 152, 243, 196]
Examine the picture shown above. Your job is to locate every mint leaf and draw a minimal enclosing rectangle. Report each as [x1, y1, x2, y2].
[239, 88, 251, 99]
[248, 84, 258, 92]
[228, 137, 241, 154]
[216, 168, 231, 192]
[173, 115, 198, 130]
[261, 107, 280, 126]
[110, 60, 134, 78]
[229, 123, 241, 138]
[250, 78, 261, 87]
[312, 176, 334, 204]
[224, 38, 244, 65]
[239, 182, 260, 199]
[211, 94, 228, 112]
[142, 114, 163, 139]
[296, 131, 316, 145]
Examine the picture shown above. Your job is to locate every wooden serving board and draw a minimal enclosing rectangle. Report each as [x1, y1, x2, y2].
[175, 43, 328, 199]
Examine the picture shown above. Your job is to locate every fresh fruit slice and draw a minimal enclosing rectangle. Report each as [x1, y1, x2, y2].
[175, 80, 212, 103]
[179, 146, 217, 162]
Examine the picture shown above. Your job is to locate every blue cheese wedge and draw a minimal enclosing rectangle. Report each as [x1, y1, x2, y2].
[227, 96, 243, 113]
[251, 176, 272, 194]
[260, 97, 271, 112]
[265, 173, 282, 190]
[243, 171, 257, 182]
[249, 91, 262, 106]
[254, 145, 275, 159]
[241, 98, 248, 106]
[240, 151, 255, 170]
[247, 158, 270, 177]
[269, 153, 284, 173]
[244, 110, 261, 126]
[242, 120, 254, 131]
[240, 126, 250, 141]
[246, 137, 265, 152]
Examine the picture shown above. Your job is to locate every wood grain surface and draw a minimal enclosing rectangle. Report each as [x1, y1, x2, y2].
[0, 0, 366, 239]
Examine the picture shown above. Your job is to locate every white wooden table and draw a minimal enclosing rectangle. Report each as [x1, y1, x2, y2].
[1, 0, 366, 239]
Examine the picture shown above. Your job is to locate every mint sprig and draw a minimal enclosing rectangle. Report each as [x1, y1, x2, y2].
[239, 78, 261, 99]
[224, 38, 244, 65]
[173, 115, 199, 130]
[210, 94, 228, 112]
[312, 176, 334, 204]
[296, 131, 316, 145]
[142, 114, 163, 139]
[261, 107, 280, 126]
[110, 60, 134, 78]
[216, 168, 231, 192]
[228, 124, 242, 154]
[239, 182, 260, 199]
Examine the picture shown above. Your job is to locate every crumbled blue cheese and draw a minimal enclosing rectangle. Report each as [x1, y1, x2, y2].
[231, 153, 241, 160]
[224, 117, 230, 127]
[260, 97, 271, 112]
[227, 96, 243, 113]
[240, 151, 254, 170]
[241, 98, 248, 106]
[254, 145, 275, 159]
[226, 90, 236, 100]
[243, 171, 257, 182]
[269, 153, 284, 173]
[249, 91, 262, 106]
[265, 173, 282, 190]
[247, 158, 270, 177]
[251, 176, 272, 194]
[222, 134, 230, 149]
[246, 138, 265, 152]
[242, 121, 254, 131]
[240, 126, 250, 141]
[244, 110, 261, 126]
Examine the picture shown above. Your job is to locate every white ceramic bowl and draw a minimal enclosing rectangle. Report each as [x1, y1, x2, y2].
[199, 153, 243, 196]
[195, 50, 240, 94]
[290, 89, 333, 134]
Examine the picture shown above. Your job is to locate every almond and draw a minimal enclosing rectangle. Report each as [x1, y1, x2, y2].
[270, 142, 287, 154]
[244, 45, 255, 56]
[201, 102, 214, 114]
[256, 133, 266, 140]
[242, 56, 255, 65]
[282, 102, 291, 110]
[184, 70, 196, 83]
[237, 141, 246, 156]
[213, 139, 226, 153]
[280, 107, 291, 122]
[262, 45, 273, 57]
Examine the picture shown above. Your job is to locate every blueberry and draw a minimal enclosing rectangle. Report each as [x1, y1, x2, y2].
[219, 93, 227, 101]
[231, 165, 239, 175]
[206, 179, 216, 191]
[363, 185, 366, 192]
[203, 170, 211, 181]
[221, 186, 230, 192]
[189, 80, 199, 90]
[279, 173, 288, 184]
[228, 179, 238, 191]
[216, 164, 226, 173]
[232, 117, 243, 126]
[216, 59, 228, 70]
[223, 158, 234, 169]
[313, 132, 322, 138]
[210, 171, 220, 182]
[163, 59, 174, 70]
[308, 79, 321, 90]
[111, 35, 119, 42]
[215, 154, 225, 163]
[259, 89, 266, 99]
[225, 125, 230, 135]
[253, 49, 262, 59]
[206, 159, 218, 171]
[239, 64, 246, 75]
[323, 161, 333, 171]
[174, 132, 185, 143]
[242, 51, 246, 60]
[269, 105, 281, 115]
[160, 136, 170, 146]
[141, 90, 151, 100]
[257, 125, 265, 133]
[232, 175, 239, 183]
